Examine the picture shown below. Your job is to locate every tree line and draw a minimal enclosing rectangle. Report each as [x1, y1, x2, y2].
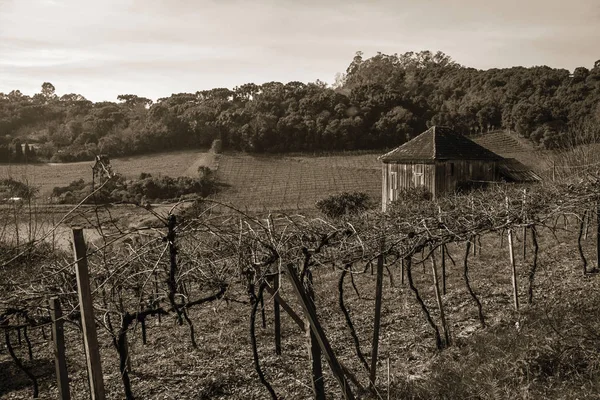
[1, 51, 599, 162]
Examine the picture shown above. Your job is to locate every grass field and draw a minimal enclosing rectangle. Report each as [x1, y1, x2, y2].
[0, 150, 204, 198]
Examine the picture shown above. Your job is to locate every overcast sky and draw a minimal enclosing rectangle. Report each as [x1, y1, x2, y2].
[1, 0, 599, 102]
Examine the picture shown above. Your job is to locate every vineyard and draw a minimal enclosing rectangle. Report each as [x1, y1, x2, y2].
[211, 152, 382, 212]
[1, 159, 600, 399]
[0, 150, 382, 211]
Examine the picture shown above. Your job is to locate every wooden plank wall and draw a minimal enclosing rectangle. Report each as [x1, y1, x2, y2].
[382, 160, 498, 210]
[382, 162, 435, 211]
[381, 165, 387, 211]
[435, 160, 497, 195]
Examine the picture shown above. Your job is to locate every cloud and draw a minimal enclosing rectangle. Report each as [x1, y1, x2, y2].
[0, 0, 598, 101]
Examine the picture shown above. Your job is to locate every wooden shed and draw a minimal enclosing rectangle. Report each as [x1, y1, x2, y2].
[379, 126, 505, 211]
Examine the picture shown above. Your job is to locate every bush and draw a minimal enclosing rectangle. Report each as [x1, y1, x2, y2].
[0, 178, 38, 200]
[397, 186, 433, 202]
[388, 186, 434, 218]
[52, 178, 86, 198]
[52, 170, 219, 204]
[456, 180, 490, 193]
[316, 191, 372, 219]
[49, 147, 95, 163]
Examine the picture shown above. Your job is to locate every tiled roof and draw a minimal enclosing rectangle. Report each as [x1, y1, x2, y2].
[498, 158, 542, 182]
[379, 126, 504, 162]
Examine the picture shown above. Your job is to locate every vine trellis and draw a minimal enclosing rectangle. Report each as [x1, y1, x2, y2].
[1, 170, 599, 399]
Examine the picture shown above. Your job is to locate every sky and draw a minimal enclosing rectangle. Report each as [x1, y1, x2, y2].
[1, 0, 599, 102]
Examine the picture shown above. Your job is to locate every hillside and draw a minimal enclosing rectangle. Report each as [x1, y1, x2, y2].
[210, 152, 382, 212]
[0, 131, 548, 211]
[210, 132, 550, 212]
[2, 51, 599, 164]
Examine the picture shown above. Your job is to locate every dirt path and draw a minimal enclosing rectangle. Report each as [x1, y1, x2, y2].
[184, 152, 220, 177]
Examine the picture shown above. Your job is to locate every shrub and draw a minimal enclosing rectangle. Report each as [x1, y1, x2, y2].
[49, 147, 96, 162]
[316, 191, 372, 219]
[388, 186, 434, 218]
[396, 186, 433, 202]
[198, 166, 213, 181]
[0, 178, 39, 200]
[456, 180, 490, 193]
[52, 170, 219, 204]
[52, 178, 86, 198]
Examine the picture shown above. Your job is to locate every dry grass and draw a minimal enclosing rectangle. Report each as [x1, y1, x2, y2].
[3, 217, 600, 399]
[0, 150, 204, 198]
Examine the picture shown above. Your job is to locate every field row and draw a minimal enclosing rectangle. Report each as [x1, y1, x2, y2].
[211, 152, 382, 211]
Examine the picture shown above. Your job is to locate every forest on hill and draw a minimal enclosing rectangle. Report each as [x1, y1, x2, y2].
[1, 50, 599, 163]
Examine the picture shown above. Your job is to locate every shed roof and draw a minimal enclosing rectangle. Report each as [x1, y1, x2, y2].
[498, 158, 542, 182]
[379, 126, 504, 163]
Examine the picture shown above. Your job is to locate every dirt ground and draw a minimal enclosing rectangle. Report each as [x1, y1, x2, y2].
[2, 219, 600, 399]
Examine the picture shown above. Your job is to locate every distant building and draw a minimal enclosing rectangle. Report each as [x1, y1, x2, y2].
[378, 126, 539, 211]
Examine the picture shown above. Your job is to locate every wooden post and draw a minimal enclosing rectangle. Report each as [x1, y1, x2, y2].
[369, 242, 385, 387]
[306, 273, 325, 400]
[73, 228, 106, 400]
[584, 210, 589, 240]
[597, 203, 600, 270]
[509, 225, 520, 311]
[441, 245, 446, 295]
[50, 297, 70, 400]
[264, 285, 306, 331]
[552, 161, 556, 181]
[470, 201, 476, 257]
[438, 206, 446, 294]
[154, 272, 161, 325]
[124, 338, 132, 372]
[309, 325, 325, 399]
[273, 273, 281, 356]
[260, 295, 266, 329]
[386, 357, 390, 400]
[506, 199, 519, 311]
[400, 258, 405, 285]
[51, 209, 56, 253]
[522, 226, 527, 261]
[13, 199, 20, 248]
[141, 318, 147, 345]
[285, 264, 355, 400]
[431, 250, 450, 346]
[522, 189, 527, 261]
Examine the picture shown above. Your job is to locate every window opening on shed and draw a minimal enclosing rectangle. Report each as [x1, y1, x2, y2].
[413, 172, 424, 187]
[450, 163, 455, 176]
[389, 171, 397, 201]
[390, 171, 397, 189]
